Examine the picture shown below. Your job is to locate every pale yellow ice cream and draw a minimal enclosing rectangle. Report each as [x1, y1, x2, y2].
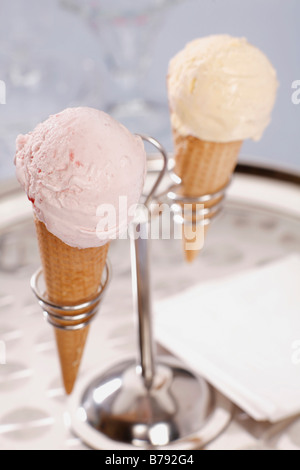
[168, 35, 278, 143]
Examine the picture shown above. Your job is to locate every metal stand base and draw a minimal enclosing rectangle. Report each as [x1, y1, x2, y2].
[71, 357, 233, 450]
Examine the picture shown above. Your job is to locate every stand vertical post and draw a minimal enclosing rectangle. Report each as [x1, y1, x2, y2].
[131, 220, 155, 389]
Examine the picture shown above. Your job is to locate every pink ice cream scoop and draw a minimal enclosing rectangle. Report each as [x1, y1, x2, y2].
[15, 107, 147, 248]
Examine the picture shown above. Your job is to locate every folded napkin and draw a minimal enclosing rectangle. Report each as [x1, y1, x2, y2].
[155, 255, 300, 422]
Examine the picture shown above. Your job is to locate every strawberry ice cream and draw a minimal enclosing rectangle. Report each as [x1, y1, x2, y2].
[15, 107, 146, 248]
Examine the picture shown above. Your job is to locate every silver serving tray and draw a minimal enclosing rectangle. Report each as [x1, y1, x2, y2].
[0, 162, 299, 450]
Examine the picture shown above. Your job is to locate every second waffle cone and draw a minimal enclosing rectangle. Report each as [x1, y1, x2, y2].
[173, 132, 242, 262]
[35, 219, 109, 394]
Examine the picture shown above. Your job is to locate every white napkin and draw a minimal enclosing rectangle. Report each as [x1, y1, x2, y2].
[155, 255, 300, 422]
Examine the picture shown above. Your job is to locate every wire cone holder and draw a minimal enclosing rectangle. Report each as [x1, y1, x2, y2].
[165, 174, 231, 225]
[31, 136, 233, 450]
[31, 263, 111, 331]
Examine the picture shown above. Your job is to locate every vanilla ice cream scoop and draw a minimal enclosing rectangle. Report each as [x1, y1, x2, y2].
[168, 35, 278, 143]
[15, 107, 146, 248]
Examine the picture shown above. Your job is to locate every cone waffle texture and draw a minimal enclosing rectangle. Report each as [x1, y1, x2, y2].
[173, 131, 242, 262]
[35, 219, 109, 394]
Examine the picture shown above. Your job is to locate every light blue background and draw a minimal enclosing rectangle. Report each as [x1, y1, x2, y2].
[0, 0, 299, 180]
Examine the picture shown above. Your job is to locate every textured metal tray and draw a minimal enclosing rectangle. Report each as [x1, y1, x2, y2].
[0, 163, 299, 450]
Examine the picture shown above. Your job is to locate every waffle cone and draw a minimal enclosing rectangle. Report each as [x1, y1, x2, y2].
[35, 219, 109, 394]
[173, 131, 242, 262]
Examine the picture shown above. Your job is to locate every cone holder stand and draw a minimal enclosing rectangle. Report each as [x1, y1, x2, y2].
[31, 136, 233, 450]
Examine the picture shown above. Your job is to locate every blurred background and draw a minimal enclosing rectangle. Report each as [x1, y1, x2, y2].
[0, 0, 299, 180]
